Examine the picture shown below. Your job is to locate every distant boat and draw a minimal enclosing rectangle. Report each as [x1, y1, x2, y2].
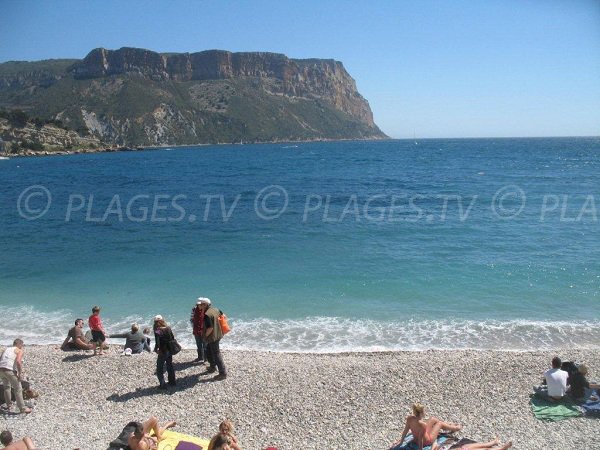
[282, 145, 299, 148]
[0, 156, 9, 160]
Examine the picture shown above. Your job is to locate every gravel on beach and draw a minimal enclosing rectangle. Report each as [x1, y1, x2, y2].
[1, 346, 599, 450]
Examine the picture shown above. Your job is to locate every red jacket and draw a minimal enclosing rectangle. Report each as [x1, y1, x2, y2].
[190, 306, 205, 336]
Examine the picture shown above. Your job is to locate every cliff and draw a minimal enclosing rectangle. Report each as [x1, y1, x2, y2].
[0, 47, 386, 147]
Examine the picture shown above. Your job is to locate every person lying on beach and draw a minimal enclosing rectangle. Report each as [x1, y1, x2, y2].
[0, 430, 36, 450]
[454, 437, 512, 450]
[392, 403, 462, 450]
[111, 323, 151, 354]
[219, 420, 242, 450]
[127, 416, 176, 450]
[61, 319, 94, 351]
[207, 433, 233, 450]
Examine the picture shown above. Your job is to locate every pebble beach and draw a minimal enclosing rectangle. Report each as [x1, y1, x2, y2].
[2, 346, 599, 449]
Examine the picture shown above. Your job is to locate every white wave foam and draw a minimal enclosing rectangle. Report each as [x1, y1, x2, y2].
[2, 307, 599, 352]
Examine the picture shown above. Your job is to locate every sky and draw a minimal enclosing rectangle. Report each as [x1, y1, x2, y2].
[1, 0, 599, 138]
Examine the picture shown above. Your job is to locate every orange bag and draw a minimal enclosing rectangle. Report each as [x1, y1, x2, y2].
[218, 313, 231, 335]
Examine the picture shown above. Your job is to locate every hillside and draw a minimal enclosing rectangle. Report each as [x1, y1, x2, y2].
[0, 47, 386, 149]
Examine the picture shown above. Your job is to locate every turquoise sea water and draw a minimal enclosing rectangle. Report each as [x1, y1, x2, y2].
[1, 138, 599, 351]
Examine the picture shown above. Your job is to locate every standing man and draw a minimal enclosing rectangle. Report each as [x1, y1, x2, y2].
[190, 298, 207, 363]
[198, 298, 227, 381]
[0, 339, 32, 414]
[88, 305, 108, 356]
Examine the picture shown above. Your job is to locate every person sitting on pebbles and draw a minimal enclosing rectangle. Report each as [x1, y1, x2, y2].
[393, 403, 462, 450]
[127, 416, 176, 450]
[0, 431, 36, 450]
[61, 318, 95, 351]
[219, 420, 242, 450]
[207, 433, 233, 450]
[111, 323, 151, 354]
[568, 364, 600, 402]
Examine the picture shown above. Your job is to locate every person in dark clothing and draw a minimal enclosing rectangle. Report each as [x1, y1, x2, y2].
[112, 323, 151, 354]
[190, 298, 207, 363]
[569, 364, 600, 401]
[153, 315, 176, 389]
[198, 298, 227, 381]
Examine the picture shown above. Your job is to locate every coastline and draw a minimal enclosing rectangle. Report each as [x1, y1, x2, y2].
[4, 346, 599, 449]
[0, 136, 391, 158]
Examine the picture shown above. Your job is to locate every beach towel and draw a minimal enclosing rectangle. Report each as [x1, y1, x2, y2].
[530, 394, 582, 421]
[155, 429, 210, 450]
[108, 427, 210, 450]
[389, 433, 449, 450]
[580, 397, 600, 417]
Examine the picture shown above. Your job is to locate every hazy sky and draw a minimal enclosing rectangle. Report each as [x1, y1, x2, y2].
[1, 0, 599, 138]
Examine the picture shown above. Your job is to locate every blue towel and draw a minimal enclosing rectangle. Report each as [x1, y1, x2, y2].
[389, 434, 448, 450]
[581, 399, 600, 416]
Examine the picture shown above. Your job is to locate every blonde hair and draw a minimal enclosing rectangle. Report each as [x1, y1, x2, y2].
[412, 403, 425, 417]
[579, 364, 589, 376]
[219, 419, 234, 434]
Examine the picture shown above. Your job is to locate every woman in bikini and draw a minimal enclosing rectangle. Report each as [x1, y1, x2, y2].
[394, 403, 462, 450]
[127, 416, 177, 450]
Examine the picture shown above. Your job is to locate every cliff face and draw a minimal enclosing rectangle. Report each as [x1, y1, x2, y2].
[0, 47, 386, 146]
[70, 48, 376, 127]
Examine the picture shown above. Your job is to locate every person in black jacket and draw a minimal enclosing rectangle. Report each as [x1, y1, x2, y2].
[153, 315, 176, 390]
[569, 364, 600, 401]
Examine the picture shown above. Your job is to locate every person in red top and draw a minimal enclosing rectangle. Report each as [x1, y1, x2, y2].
[88, 305, 108, 355]
[190, 298, 207, 363]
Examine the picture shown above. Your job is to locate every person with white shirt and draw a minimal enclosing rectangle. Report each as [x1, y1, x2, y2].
[543, 356, 569, 400]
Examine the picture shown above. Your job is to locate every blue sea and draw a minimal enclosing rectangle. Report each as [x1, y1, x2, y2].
[1, 138, 599, 351]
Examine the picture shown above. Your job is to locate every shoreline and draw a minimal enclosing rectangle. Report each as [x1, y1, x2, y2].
[3, 345, 599, 449]
[0, 136, 391, 158]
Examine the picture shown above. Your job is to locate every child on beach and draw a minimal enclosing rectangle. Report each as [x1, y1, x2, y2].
[219, 420, 242, 450]
[88, 305, 108, 356]
[143, 327, 152, 352]
[0, 430, 36, 450]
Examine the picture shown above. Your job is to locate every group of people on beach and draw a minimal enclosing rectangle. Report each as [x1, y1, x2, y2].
[2, 312, 599, 450]
[536, 356, 599, 403]
[387, 355, 598, 450]
[60, 298, 228, 387]
[127, 417, 241, 450]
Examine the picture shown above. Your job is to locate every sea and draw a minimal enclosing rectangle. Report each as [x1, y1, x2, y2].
[1, 138, 599, 352]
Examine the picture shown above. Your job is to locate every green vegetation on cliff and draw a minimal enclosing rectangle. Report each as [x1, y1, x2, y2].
[0, 48, 387, 147]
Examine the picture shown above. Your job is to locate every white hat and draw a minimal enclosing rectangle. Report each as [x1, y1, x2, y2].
[153, 314, 163, 321]
[196, 297, 211, 305]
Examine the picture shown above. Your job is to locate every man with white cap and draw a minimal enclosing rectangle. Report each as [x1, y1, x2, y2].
[198, 298, 227, 380]
[190, 297, 208, 362]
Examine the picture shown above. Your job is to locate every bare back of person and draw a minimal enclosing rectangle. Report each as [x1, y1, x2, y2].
[3, 437, 35, 450]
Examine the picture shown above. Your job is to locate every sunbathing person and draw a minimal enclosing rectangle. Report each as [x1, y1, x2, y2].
[219, 420, 242, 450]
[207, 433, 232, 450]
[61, 319, 94, 351]
[393, 403, 462, 450]
[127, 416, 176, 450]
[457, 437, 512, 450]
[0, 431, 36, 450]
